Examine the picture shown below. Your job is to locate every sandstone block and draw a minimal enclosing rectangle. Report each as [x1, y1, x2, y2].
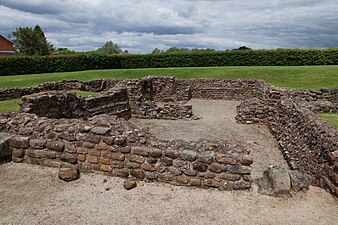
[127, 154, 144, 164]
[179, 150, 197, 161]
[77, 154, 86, 162]
[149, 148, 162, 157]
[92, 127, 110, 135]
[120, 146, 131, 154]
[58, 168, 79, 182]
[164, 150, 178, 159]
[216, 155, 237, 165]
[112, 152, 125, 161]
[189, 178, 202, 186]
[87, 155, 98, 164]
[126, 162, 141, 169]
[96, 143, 108, 150]
[192, 162, 208, 172]
[241, 155, 253, 165]
[114, 168, 129, 177]
[85, 135, 100, 144]
[227, 165, 251, 174]
[130, 169, 146, 179]
[83, 141, 95, 148]
[132, 146, 149, 156]
[197, 152, 214, 164]
[209, 163, 224, 173]
[12, 148, 25, 158]
[289, 170, 312, 192]
[88, 149, 101, 157]
[98, 158, 110, 165]
[11, 136, 29, 149]
[124, 179, 137, 190]
[29, 139, 47, 149]
[176, 175, 189, 184]
[60, 153, 78, 164]
[100, 165, 112, 172]
[46, 141, 64, 152]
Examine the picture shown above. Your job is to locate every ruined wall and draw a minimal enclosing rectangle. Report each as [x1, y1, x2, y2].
[0, 113, 252, 190]
[236, 88, 338, 196]
[20, 88, 131, 119]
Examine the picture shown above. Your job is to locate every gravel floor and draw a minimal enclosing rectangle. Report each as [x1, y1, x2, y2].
[132, 99, 289, 179]
[0, 163, 337, 225]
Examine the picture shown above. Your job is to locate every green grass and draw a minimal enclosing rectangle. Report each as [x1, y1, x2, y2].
[0, 99, 22, 112]
[0, 90, 98, 112]
[317, 113, 338, 129]
[70, 90, 99, 97]
[1, 65, 337, 90]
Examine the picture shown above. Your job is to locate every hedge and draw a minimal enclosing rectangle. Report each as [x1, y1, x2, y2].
[1, 49, 338, 76]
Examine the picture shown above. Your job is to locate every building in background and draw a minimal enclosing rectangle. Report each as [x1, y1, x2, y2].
[0, 35, 16, 55]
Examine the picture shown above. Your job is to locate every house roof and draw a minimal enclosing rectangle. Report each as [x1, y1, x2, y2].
[0, 34, 13, 45]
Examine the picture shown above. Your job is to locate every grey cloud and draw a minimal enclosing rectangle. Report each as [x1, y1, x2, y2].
[0, 0, 337, 53]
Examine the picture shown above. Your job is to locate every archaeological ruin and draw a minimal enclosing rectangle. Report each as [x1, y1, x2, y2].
[0, 76, 337, 196]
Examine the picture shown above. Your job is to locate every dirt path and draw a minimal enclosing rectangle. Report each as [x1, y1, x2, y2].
[132, 99, 288, 179]
[0, 163, 337, 225]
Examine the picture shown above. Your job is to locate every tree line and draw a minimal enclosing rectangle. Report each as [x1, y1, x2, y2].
[8, 25, 252, 56]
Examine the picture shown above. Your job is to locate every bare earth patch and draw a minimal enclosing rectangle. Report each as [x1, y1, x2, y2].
[1, 99, 337, 225]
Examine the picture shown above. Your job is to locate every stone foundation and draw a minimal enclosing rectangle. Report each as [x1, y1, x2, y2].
[0, 113, 252, 190]
[0, 76, 337, 195]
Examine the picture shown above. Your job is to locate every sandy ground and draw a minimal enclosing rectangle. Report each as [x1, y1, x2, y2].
[132, 99, 289, 179]
[1, 99, 337, 225]
[0, 163, 337, 225]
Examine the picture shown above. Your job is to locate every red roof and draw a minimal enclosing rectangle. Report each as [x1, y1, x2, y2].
[0, 35, 15, 52]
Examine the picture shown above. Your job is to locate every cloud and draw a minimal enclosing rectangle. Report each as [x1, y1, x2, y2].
[0, 0, 337, 53]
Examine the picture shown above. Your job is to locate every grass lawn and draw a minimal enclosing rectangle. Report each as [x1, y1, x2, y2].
[317, 113, 338, 129]
[0, 65, 337, 90]
[0, 90, 98, 113]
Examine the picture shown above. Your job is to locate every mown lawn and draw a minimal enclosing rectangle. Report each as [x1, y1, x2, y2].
[317, 113, 338, 129]
[1, 65, 338, 90]
[0, 90, 98, 113]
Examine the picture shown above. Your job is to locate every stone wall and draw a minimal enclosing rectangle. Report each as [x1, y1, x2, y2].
[0, 113, 252, 190]
[236, 88, 338, 196]
[20, 88, 131, 119]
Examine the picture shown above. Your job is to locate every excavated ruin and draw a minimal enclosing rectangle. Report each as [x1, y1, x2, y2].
[0, 76, 337, 196]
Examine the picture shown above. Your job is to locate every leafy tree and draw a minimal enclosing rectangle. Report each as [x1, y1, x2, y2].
[151, 48, 163, 54]
[233, 46, 252, 50]
[96, 41, 121, 54]
[10, 25, 54, 55]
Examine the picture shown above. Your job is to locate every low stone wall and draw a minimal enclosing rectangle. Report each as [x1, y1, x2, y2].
[236, 89, 338, 196]
[20, 88, 131, 119]
[0, 113, 252, 190]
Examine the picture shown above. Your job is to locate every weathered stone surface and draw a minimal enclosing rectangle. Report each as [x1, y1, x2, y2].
[203, 179, 220, 188]
[216, 155, 237, 165]
[256, 165, 291, 197]
[179, 150, 197, 161]
[92, 127, 110, 135]
[100, 165, 112, 172]
[60, 153, 78, 164]
[46, 141, 65, 151]
[176, 175, 189, 184]
[149, 148, 162, 157]
[227, 165, 251, 174]
[96, 143, 108, 150]
[197, 152, 214, 164]
[115, 136, 127, 146]
[160, 157, 173, 166]
[12, 148, 25, 158]
[192, 162, 208, 172]
[127, 154, 145, 164]
[289, 170, 312, 192]
[0, 133, 14, 160]
[85, 135, 100, 144]
[189, 178, 202, 186]
[132, 146, 149, 156]
[58, 168, 79, 182]
[209, 163, 224, 173]
[164, 150, 178, 159]
[124, 179, 137, 190]
[173, 160, 189, 170]
[241, 155, 253, 165]
[10, 136, 29, 149]
[111, 152, 125, 161]
[130, 169, 146, 179]
[114, 168, 129, 177]
[29, 139, 47, 149]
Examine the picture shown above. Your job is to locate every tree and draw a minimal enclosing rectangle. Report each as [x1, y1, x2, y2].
[10, 25, 54, 55]
[96, 41, 121, 54]
[151, 48, 163, 54]
[233, 46, 252, 50]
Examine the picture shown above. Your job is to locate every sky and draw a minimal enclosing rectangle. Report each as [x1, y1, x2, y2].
[0, 0, 337, 53]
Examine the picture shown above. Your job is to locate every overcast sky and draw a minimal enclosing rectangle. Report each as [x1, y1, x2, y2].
[0, 0, 337, 53]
